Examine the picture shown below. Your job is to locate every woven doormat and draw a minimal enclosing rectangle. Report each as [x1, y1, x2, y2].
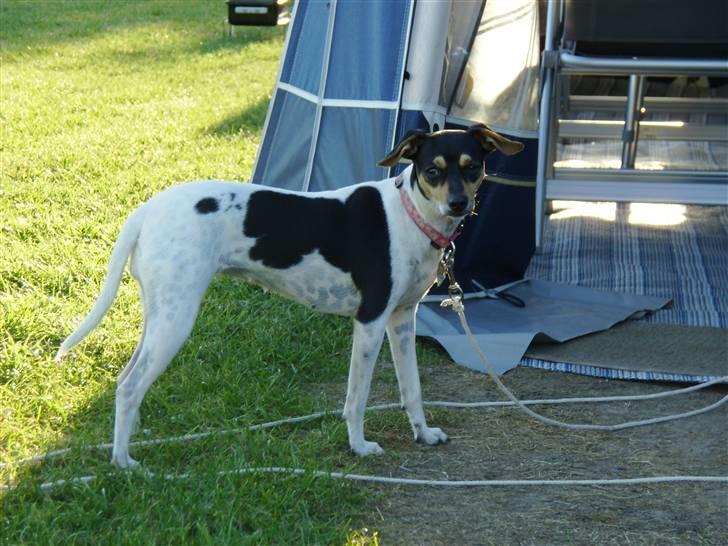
[523, 322, 727, 383]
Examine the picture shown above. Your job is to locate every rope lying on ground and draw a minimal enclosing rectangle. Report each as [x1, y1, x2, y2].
[2, 373, 726, 492]
[452, 304, 728, 431]
[3, 375, 725, 469]
[26, 468, 728, 493]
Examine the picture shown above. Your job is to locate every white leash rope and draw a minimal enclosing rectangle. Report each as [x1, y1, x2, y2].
[3, 292, 726, 491]
[452, 304, 728, 431]
[3, 376, 725, 469]
[27, 468, 728, 493]
[3, 373, 726, 491]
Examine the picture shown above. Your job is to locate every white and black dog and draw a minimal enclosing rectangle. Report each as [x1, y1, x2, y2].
[56, 124, 523, 468]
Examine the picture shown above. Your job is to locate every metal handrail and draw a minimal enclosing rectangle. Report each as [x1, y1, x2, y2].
[559, 52, 728, 77]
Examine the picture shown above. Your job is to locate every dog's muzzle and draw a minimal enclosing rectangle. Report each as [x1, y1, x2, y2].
[447, 194, 469, 216]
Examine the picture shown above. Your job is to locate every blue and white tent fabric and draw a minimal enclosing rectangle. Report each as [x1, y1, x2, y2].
[252, 0, 414, 191]
[252, 0, 540, 192]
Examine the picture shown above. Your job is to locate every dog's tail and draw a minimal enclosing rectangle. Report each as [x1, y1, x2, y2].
[55, 206, 146, 360]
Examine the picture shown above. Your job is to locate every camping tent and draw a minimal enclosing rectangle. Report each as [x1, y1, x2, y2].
[249, 0, 689, 379]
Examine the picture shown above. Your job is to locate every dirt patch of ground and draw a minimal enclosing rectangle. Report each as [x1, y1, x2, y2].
[341, 363, 728, 545]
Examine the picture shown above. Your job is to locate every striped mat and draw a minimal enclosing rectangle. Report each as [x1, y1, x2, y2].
[521, 202, 728, 382]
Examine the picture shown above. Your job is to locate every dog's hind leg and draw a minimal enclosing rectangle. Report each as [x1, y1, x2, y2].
[117, 320, 146, 437]
[117, 284, 148, 387]
[111, 276, 210, 468]
[386, 305, 448, 446]
[343, 318, 387, 456]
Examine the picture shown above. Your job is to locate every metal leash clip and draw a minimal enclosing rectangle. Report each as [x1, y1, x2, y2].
[439, 242, 464, 312]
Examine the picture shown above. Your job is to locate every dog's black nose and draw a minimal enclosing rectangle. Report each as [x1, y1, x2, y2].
[448, 194, 468, 215]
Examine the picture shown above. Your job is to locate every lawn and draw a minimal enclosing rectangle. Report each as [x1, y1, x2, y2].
[0, 1, 418, 543]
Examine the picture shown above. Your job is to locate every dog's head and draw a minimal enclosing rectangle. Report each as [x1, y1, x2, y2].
[378, 124, 524, 217]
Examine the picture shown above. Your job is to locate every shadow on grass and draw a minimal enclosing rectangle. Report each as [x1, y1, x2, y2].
[207, 97, 271, 137]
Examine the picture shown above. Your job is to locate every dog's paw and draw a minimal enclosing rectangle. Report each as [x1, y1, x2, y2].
[111, 453, 141, 470]
[415, 426, 449, 445]
[351, 440, 385, 457]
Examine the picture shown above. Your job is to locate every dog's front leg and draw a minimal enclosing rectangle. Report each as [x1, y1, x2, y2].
[343, 318, 387, 456]
[386, 305, 448, 446]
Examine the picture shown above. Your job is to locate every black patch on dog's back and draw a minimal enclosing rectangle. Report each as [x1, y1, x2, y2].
[243, 187, 392, 323]
[195, 197, 219, 214]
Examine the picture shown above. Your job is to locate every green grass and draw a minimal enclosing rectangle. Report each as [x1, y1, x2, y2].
[0, 1, 435, 543]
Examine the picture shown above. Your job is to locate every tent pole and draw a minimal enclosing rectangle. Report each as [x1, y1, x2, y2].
[388, 0, 418, 178]
[535, 0, 561, 249]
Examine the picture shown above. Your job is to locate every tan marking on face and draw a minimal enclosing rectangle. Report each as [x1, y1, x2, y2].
[433, 156, 447, 169]
[419, 172, 477, 214]
[417, 173, 450, 207]
[428, 182, 450, 206]
[416, 173, 434, 200]
[459, 154, 472, 168]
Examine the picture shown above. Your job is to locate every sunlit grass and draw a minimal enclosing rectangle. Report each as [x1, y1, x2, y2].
[0, 1, 444, 543]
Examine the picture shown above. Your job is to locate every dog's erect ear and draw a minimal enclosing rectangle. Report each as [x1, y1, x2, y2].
[377, 129, 429, 167]
[468, 124, 524, 156]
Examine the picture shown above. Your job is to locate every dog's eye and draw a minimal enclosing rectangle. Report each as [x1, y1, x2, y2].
[425, 167, 440, 178]
[466, 163, 481, 172]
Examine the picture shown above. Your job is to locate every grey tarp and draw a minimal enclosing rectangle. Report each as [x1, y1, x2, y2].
[416, 279, 670, 375]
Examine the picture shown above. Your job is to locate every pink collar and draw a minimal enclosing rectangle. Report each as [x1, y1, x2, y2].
[395, 174, 462, 250]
